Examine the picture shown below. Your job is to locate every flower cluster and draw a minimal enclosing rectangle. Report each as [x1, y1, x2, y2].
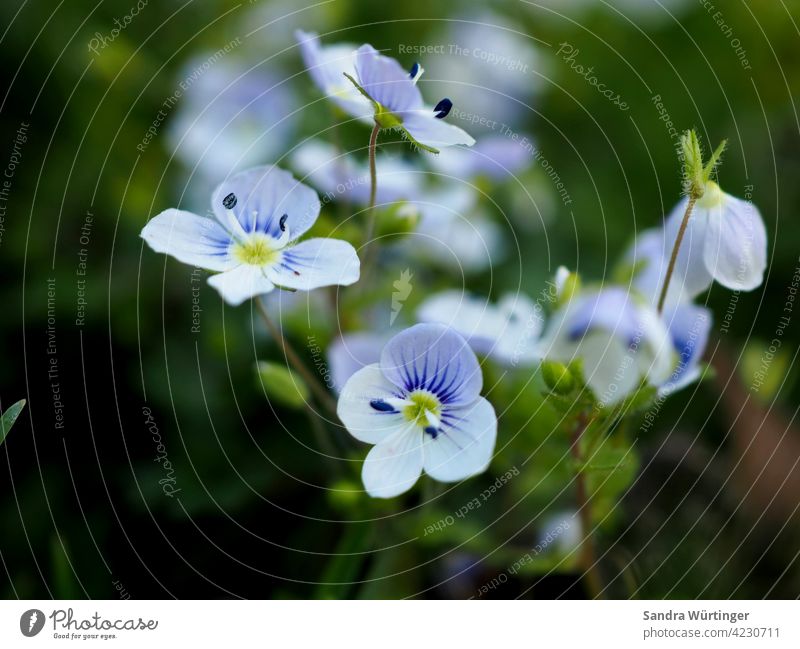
[140, 28, 767, 509]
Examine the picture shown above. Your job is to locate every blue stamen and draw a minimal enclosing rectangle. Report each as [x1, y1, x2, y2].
[279, 214, 288, 232]
[409, 62, 421, 79]
[434, 98, 452, 119]
[424, 426, 439, 439]
[370, 399, 396, 412]
[222, 192, 237, 209]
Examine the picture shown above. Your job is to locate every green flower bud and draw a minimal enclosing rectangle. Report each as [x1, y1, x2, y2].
[541, 360, 575, 395]
[255, 361, 310, 409]
[376, 201, 420, 238]
[555, 267, 581, 308]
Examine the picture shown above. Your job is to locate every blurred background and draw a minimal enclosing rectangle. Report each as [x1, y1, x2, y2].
[1, 0, 799, 599]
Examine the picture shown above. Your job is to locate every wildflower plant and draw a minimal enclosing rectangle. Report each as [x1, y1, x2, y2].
[139, 9, 768, 600]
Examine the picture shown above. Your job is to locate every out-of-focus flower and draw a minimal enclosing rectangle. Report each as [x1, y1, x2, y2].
[539, 287, 675, 405]
[659, 302, 711, 396]
[328, 331, 387, 393]
[141, 166, 360, 306]
[337, 323, 497, 498]
[291, 140, 417, 206]
[424, 13, 543, 128]
[662, 182, 767, 296]
[426, 133, 533, 181]
[295, 30, 373, 121]
[417, 290, 542, 365]
[166, 57, 296, 179]
[348, 44, 475, 152]
[538, 510, 582, 556]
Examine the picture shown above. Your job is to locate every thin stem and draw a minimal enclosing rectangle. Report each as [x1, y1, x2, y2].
[570, 412, 604, 599]
[256, 298, 338, 417]
[656, 196, 697, 314]
[362, 122, 381, 270]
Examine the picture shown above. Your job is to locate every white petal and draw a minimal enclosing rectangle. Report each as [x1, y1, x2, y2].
[580, 332, 641, 406]
[337, 364, 410, 445]
[207, 264, 274, 306]
[400, 111, 475, 149]
[362, 427, 424, 498]
[266, 238, 360, 291]
[703, 194, 767, 291]
[423, 397, 497, 482]
[141, 209, 235, 272]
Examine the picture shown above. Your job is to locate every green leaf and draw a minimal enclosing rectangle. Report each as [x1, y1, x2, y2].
[0, 399, 26, 445]
[255, 362, 310, 409]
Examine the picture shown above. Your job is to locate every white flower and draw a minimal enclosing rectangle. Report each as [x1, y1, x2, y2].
[166, 58, 296, 179]
[291, 140, 417, 206]
[348, 44, 475, 152]
[417, 290, 542, 365]
[295, 30, 373, 121]
[141, 166, 360, 306]
[663, 182, 767, 297]
[658, 302, 711, 397]
[539, 288, 675, 405]
[337, 323, 497, 498]
[426, 134, 533, 181]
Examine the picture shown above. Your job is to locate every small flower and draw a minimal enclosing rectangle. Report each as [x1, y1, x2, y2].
[291, 140, 416, 206]
[337, 323, 497, 498]
[166, 58, 296, 179]
[663, 182, 767, 296]
[295, 30, 373, 120]
[658, 302, 711, 396]
[539, 288, 675, 405]
[427, 134, 533, 181]
[417, 290, 542, 365]
[346, 44, 475, 152]
[141, 165, 360, 306]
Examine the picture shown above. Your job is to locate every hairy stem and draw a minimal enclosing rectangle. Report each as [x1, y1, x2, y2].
[656, 196, 697, 314]
[571, 413, 605, 599]
[256, 298, 338, 417]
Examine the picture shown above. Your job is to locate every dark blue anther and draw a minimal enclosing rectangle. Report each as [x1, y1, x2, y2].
[279, 214, 288, 232]
[424, 426, 439, 439]
[434, 98, 453, 119]
[408, 62, 421, 79]
[370, 399, 395, 412]
[222, 192, 237, 209]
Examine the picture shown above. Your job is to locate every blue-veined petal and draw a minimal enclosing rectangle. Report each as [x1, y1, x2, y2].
[423, 397, 496, 482]
[141, 209, 235, 272]
[337, 363, 412, 445]
[328, 333, 387, 393]
[703, 193, 767, 291]
[207, 264, 274, 306]
[266, 238, 360, 291]
[660, 302, 711, 394]
[362, 426, 424, 498]
[211, 166, 320, 241]
[380, 323, 482, 406]
[354, 44, 422, 112]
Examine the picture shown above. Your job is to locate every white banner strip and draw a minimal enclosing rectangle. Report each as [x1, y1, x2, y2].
[0, 600, 797, 647]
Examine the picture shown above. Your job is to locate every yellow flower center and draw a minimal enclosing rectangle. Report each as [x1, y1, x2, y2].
[233, 234, 279, 266]
[403, 390, 441, 425]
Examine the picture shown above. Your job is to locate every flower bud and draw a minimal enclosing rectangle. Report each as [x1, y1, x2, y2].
[541, 360, 575, 395]
[255, 361, 310, 409]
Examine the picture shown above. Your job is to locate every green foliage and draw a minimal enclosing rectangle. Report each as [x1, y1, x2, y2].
[0, 399, 25, 446]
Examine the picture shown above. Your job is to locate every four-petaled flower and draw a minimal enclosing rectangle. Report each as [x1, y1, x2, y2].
[346, 44, 475, 153]
[141, 165, 360, 306]
[337, 323, 497, 498]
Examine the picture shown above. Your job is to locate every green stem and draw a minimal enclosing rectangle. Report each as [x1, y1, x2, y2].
[656, 196, 697, 314]
[362, 122, 381, 271]
[256, 298, 338, 417]
[571, 412, 604, 599]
